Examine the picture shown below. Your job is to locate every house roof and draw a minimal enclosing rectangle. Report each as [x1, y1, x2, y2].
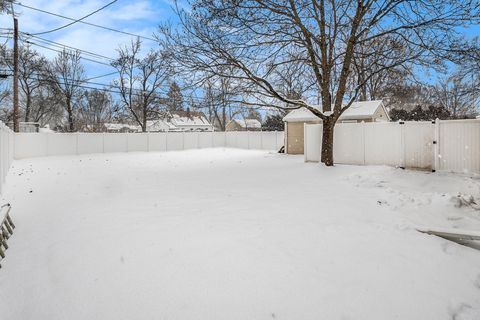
[170, 111, 213, 127]
[231, 119, 262, 129]
[283, 100, 389, 122]
[104, 123, 140, 131]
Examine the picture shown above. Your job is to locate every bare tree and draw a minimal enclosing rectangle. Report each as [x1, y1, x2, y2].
[162, 0, 480, 165]
[200, 73, 243, 131]
[433, 75, 478, 119]
[77, 89, 117, 132]
[112, 38, 171, 132]
[46, 49, 86, 132]
[0, 0, 13, 13]
[3, 46, 48, 122]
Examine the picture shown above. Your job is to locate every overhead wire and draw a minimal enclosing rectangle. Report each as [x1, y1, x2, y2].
[31, 0, 119, 36]
[15, 3, 158, 42]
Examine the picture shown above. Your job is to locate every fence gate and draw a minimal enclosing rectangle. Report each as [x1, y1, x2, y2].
[304, 119, 480, 174]
[403, 122, 434, 170]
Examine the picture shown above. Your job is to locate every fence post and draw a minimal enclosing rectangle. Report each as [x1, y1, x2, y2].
[304, 124, 307, 162]
[399, 121, 406, 169]
[362, 121, 366, 165]
[76, 132, 79, 155]
[433, 118, 440, 172]
[147, 132, 150, 152]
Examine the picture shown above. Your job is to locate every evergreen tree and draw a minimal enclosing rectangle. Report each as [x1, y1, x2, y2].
[262, 114, 284, 131]
[166, 82, 184, 112]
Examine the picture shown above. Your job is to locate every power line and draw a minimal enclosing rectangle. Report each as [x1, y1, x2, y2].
[0, 70, 210, 103]
[22, 33, 116, 62]
[85, 71, 118, 81]
[23, 40, 114, 67]
[15, 3, 158, 42]
[31, 0, 119, 36]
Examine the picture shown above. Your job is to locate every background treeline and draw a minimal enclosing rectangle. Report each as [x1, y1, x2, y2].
[1, 43, 478, 133]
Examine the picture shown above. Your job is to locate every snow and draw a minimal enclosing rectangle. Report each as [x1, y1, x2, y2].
[230, 118, 263, 129]
[283, 100, 386, 122]
[1, 149, 480, 320]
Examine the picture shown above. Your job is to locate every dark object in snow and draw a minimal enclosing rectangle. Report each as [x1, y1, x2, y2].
[417, 227, 480, 247]
[0, 203, 15, 269]
[29, 190, 33, 193]
[278, 146, 285, 153]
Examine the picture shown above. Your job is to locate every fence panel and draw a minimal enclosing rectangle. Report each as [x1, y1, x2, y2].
[213, 132, 226, 148]
[334, 123, 365, 165]
[261, 132, 277, 150]
[47, 134, 77, 156]
[104, 133, 128, 153]
[225, 132, 238, 148]
[198, 131, 214, 148]
[236, 132, 250, 149]
[437, 119, 480, 174]
[276, 131, 284, 150]
[184, 132, 199, 150]
[404, 122, 434, 170]
[304, 124, 322, 162]
[364, 122, 403, 167]
[14, 132, 47, 158]
[78, 133, 104, 155]
[166, 132, 183, 151]
[248, 132, 263, 149]
[148, 133, 167, 152]
[0, 122, 14, 195]
[127, 134, 148, 152]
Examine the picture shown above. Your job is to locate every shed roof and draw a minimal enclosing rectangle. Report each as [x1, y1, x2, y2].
[283, 100, 389, 122]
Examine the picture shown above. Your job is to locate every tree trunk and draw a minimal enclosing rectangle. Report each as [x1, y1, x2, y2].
[66, 99, 75, 132]
[24, 94, 31, 122]
[68, 112, 75, 132]
[321, 117, 335, 166]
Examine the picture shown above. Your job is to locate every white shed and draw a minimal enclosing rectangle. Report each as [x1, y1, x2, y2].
[282, 100, 390, 154]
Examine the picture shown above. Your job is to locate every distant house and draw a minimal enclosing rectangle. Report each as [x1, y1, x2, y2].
[168, 110, 214, 132]
[282, 100, 390, 154]
[226, 119, 262, 131]
[146, 119, 173, 132]
[103, 123, 140, 133]
[102, 110, 214, 133]
[8, 122, 40, 133]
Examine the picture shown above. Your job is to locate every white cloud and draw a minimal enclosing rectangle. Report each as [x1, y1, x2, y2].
[0, 0, 165, 77]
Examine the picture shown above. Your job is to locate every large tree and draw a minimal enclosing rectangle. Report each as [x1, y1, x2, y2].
[46, 49, 86, 132]
[77, 89, 117, 132]
[162, 0, 480, 165]
[3, 46, 48, 122]
[112, 39, 171, 132]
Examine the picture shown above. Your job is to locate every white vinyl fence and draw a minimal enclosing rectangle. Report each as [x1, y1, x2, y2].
[305, 119, 480, 174]
[0, 122, 14, 195]
[14, 131, 285, 159]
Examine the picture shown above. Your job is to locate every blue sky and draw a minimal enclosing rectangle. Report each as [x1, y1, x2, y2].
[0, 0, 179, 85]
[1, 1, 478, 92]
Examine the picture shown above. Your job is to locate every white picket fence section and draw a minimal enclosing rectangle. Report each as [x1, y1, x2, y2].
[305, 119, 480, 174]
[0, 122, 14, 195]
[14, 131, 285, 159]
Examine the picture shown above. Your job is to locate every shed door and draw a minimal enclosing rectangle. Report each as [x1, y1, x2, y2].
[287, 122, 305, 154]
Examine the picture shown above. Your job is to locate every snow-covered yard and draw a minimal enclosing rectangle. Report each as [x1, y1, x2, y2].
[1, 148, 480, 320]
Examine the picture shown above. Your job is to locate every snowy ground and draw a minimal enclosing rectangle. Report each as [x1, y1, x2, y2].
[1, 148, 480, 320]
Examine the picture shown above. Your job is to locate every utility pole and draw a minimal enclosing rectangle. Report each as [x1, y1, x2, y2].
[13, 17, 19, 132]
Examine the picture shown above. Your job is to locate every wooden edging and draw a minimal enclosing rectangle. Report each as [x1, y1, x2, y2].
[0, 204, 15, 268]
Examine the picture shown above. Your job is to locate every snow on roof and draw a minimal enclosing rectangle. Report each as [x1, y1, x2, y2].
[283, 100, 388, 122]
[146, 120, 174, 131]
[233, 119, 262, 128]
[170, 112, 213, 127]
[104, 123, 140, 131]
